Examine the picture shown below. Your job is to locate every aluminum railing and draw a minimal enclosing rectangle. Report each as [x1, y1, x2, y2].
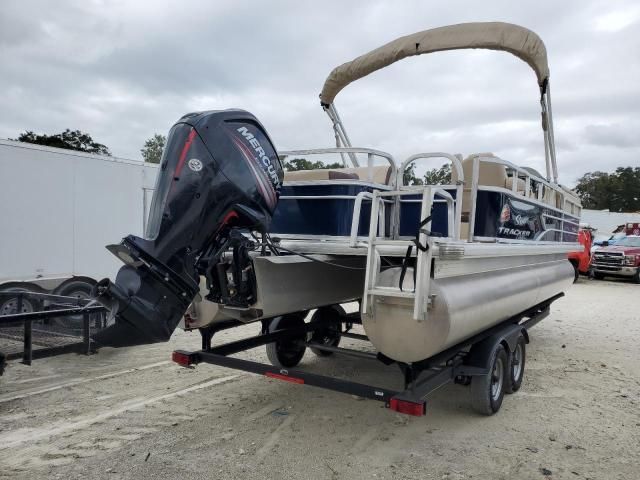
[361, 186, 456, 322]
[397, 152, 465, 240]
[280, 147, 397, 188]
[468, 154, 581, 243]
[277, 148, 579, 245]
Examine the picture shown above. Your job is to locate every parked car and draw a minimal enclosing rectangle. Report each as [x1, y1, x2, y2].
[590, 235, 640, 283]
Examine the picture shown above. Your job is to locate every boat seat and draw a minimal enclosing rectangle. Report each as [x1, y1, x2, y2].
[559, 184, 579, 213]
[450, 153, 507, 213]
[450, 154, 506, 240]
[284, 165, 393, 185]
[505, 176, 527, 193]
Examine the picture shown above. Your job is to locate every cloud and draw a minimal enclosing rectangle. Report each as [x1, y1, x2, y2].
[584, 123, 640, 148]
[1, 0, 639, 188]
[593, 7, 640, 32]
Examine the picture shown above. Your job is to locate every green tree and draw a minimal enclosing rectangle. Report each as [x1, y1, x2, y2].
[141, 133, 166, 164]
[575, 171, 613, 210]
[575, 167, 640, 211]
[423, 164, 451, 185]
[14, 129, 110, 155]
[402, 163, 452, 186]
[282, 157, 343, 171]
[403, 163, 424, 186]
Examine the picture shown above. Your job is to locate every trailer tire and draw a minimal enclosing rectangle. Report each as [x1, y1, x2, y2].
[593, 272, 605, 280]
[309, 305, 344, 356]
[0, 284, 43, 317]
[266, 313, 307, 368]
[632, 269, 640, 284]
[52, 279, 105, 330]
[505, 334, 526, 394]
[470, 343, 508, 415]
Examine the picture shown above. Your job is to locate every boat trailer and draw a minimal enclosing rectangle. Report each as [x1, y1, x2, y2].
[0, 291, 105, 374]
[172, 294, 561, 416]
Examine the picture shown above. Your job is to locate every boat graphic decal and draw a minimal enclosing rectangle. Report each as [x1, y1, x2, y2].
[496, 197, 542, 240]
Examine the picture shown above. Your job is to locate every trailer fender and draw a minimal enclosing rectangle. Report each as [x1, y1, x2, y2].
[0, 281, 46, 294]
[53, 277, 97, 297]
[465, 323, 526, 368]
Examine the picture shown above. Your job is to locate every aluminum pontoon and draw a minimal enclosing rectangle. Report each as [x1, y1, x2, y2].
[93, 22, 581, 415]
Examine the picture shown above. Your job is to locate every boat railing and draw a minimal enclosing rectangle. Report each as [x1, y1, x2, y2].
[397, 152, 465, 240]
[349, 192, 387, 247]
[276, 178, 458, 247]
[277, 147, 398, 244]
[275, 147, 580, 246]
[467, 154, 581, 243]
[370, 187, 457, 240]
[362, 186, 456, 321]
[468, 153, 579, 206]
[398, 152, 465, 187]
[279, 147, 397, 187]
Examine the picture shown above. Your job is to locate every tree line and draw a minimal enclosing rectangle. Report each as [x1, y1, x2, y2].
[574, 168, 640, 212]
[12, 129, 165, 163]
[11, 128, 639, 212]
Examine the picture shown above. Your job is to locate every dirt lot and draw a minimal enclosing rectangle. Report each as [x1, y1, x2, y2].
[1, 279, 638, 480]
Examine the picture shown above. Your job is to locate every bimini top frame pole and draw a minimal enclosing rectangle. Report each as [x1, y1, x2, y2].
[319, 22, 559, 184]
[325, 103, 359, 167]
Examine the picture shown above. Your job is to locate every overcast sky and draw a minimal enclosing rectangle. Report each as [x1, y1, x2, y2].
[1, 0, 639, 185]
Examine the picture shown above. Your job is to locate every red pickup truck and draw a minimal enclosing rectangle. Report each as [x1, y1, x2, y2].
[591, 234, 640, 283]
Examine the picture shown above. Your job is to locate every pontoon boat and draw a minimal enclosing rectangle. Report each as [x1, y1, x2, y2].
[93, 22, 582, 415]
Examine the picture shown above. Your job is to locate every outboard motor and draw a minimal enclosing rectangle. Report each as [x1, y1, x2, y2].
[92, 109, 283, 347]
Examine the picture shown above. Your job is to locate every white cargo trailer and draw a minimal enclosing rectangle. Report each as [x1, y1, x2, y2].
[0, 139, 158, 314]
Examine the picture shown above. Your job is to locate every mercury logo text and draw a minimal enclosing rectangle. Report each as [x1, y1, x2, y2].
[237, 127, 281, 189]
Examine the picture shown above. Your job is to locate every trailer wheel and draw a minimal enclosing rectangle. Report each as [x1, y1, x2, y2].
[266, 313, 307, 368]
[309, 305, 344, 356]
[470, 343, 508, 415]
[505, 334, 526, 394]
[593, 272, 605, 280]
[52, 279, 105, 330]
[632, 269, 640, 284]
[0, 285, 41, 317]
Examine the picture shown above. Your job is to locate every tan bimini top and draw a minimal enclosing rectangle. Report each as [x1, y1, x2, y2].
[319, 22, 549, 105]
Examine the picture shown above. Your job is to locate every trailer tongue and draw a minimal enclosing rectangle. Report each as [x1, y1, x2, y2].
[92, 109, 283, 347]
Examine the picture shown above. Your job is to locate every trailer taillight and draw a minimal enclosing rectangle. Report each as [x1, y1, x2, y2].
[172, 350, 197, 367]
[265, 371, 304, 384]
[389, 398, 426, 416]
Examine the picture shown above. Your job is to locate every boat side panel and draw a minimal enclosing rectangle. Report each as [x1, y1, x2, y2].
[270, 183, 391, 236]
[474, 191, 579, 242]
[398, 189, 457, 237]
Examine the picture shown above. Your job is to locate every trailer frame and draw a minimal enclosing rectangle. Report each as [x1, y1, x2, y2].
[0, 291, 106, 369]
[172, 294, 562, 416]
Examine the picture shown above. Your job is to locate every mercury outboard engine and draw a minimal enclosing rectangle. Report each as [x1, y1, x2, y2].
[92, 109, 283, 347]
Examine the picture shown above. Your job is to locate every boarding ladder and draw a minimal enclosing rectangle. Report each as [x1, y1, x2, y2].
[361, 187, 455, 322]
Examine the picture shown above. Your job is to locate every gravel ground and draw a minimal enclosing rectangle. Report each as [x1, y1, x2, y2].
[0, 279, 638, 480]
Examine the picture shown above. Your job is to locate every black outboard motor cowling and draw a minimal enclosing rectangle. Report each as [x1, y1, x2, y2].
[92, 109, 283, 347]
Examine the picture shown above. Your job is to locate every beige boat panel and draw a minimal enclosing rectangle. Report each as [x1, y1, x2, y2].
[284, 165, 392, 184]
[320, 22, 549, 105]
